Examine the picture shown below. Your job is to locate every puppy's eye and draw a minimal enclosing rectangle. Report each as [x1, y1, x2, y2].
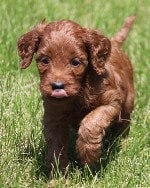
[71, 59, 81, 67]
[41, 57, 50, 65]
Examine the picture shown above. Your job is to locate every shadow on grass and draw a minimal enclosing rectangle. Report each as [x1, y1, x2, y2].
[18, 128, 122, 181]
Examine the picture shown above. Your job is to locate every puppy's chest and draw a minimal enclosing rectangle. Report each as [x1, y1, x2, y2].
[70, 105, 89, 128]
[70, 97, 100, 126]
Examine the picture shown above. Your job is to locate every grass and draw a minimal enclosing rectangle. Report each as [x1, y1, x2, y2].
[0, 0, 149, 187]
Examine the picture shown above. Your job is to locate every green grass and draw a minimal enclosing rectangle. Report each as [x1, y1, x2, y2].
[0, 0, 150, 187]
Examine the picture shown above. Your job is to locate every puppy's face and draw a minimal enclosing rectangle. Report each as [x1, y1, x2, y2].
[18, 20, 111, 100]
[36, 27, 88, 98]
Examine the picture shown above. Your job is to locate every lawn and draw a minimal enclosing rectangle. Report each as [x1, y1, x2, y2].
[0, 0, 149, 187]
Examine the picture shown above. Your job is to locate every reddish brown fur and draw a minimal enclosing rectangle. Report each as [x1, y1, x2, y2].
[17, 16, 135, 173]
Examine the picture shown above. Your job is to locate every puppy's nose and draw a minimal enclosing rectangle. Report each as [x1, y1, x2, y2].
[51, 82, 65, 90]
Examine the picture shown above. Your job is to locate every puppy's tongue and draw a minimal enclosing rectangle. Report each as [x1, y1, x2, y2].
[51, 89, 68, 98]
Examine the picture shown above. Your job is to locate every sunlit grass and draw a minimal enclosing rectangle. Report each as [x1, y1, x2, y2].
[0, 0, 149, 187]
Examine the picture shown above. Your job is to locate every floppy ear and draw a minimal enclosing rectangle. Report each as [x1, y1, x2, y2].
[83, 29, 111, 75]
[17, 23, 45, 69]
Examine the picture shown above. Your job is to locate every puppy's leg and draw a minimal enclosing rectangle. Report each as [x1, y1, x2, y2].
[76, 104, 120, 165]
[111, 90, 134, 138]
[43, 119, 69, 174]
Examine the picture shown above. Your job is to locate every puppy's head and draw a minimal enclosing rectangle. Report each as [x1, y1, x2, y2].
[18, 20, 111, 99]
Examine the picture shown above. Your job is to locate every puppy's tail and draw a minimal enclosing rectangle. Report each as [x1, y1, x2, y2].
[111, 15, 136, 48]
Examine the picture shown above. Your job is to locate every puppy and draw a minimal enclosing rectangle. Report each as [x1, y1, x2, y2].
[18, 16, 135, 173]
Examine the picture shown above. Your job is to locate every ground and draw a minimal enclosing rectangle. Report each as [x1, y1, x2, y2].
[0, 0, 149, 187]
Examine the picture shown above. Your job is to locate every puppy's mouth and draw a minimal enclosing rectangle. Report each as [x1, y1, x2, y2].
[51, 89, 68, 99]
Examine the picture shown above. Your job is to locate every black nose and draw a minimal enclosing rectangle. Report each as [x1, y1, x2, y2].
[51, 82, 65, 90]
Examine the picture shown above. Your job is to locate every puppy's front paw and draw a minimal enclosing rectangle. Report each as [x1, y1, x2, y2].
[76, 122, 104, 164]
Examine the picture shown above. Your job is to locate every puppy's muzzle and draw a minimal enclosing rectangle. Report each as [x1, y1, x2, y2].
[51, 82, 68, 98]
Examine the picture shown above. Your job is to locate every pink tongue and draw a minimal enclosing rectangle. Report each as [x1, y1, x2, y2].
[51, 89, 68, 98]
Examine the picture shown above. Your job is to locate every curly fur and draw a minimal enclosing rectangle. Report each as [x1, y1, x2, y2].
[17, 16, 135, 173]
